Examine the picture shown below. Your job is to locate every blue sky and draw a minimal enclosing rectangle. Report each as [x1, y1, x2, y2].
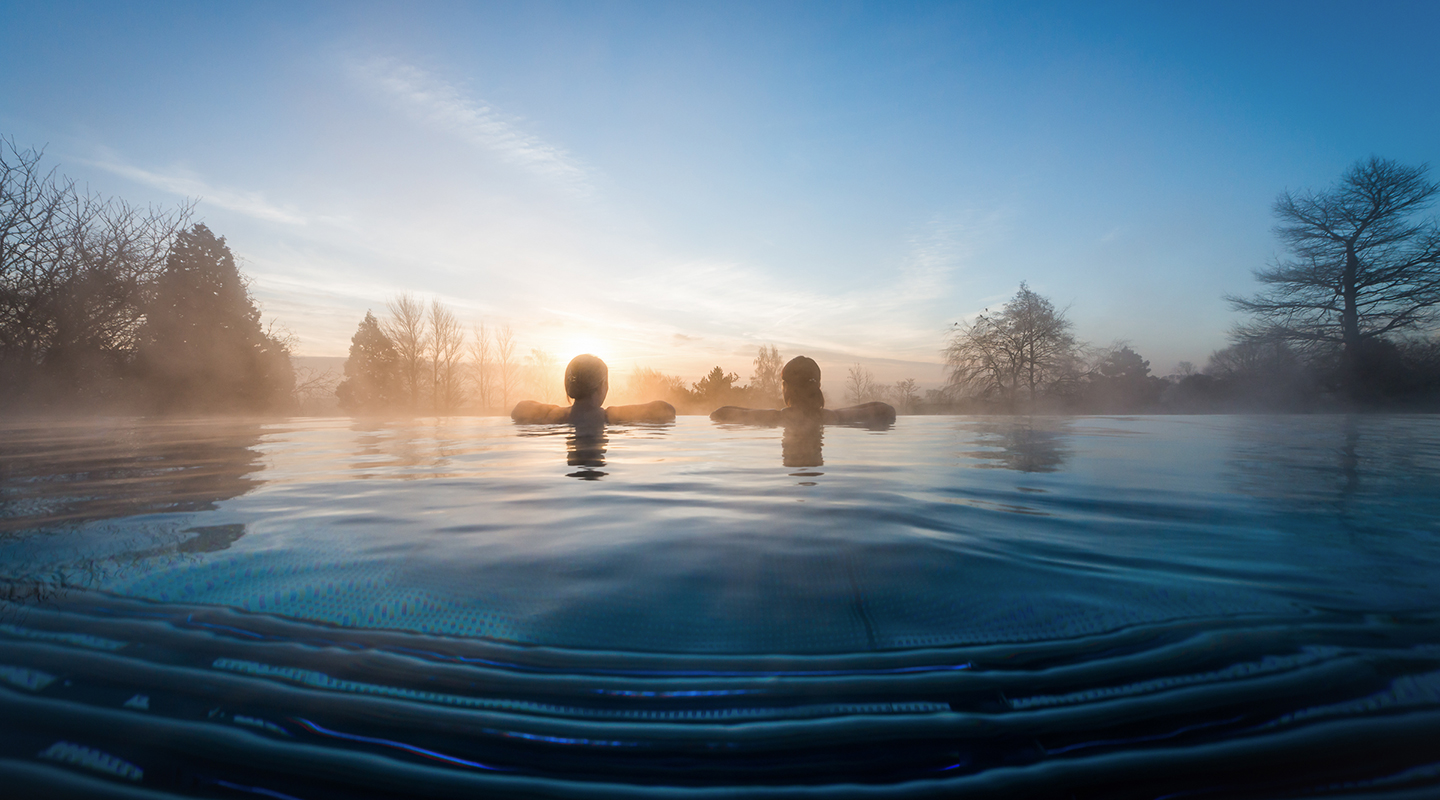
[3, 1, 1437, 387]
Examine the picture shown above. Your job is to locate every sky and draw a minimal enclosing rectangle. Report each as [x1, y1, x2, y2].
[3, 0, 1438, 389]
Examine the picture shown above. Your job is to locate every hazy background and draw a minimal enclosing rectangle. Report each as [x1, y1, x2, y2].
[3, 0, 1437, 388]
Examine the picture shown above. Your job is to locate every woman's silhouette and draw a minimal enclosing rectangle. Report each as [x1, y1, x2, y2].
[710, 356, 896, 426]
[511, 354, 676, 424]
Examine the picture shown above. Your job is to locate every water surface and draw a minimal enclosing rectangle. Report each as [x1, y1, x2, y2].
[2, 415, 1438, 797]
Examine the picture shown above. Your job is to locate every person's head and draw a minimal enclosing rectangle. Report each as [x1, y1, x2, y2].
[781, 356, 824, 411]
[565, 354, 609, 406]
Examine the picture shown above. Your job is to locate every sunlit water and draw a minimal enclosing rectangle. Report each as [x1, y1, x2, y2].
[2, 415, 1439, 798]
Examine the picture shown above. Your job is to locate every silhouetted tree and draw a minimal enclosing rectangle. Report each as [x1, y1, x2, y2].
[136, 224, 292, 412]
[622, 365, 688, 408]
[336, 311, 400, 412]
[1228, 158, 1440, 397]
[468, 322, 493, 411]
[845, 364, 885, 403]
[1, 137, 190, 406]
[385, 293, 427, 411]
[495, 324, 517, 410]
[750, 344, 783, 407]
[1201, 339, 1314, 410]
[693, 366, 742, 408]
[525, 347, 559, 404]
[891, 378, 920, 413]
[945, 282, 1079, 408]
[428, 299, 465, 413]
[1082, 344, 1163, 411]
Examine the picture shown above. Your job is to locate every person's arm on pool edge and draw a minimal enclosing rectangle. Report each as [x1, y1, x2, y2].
[829, 401, 896, 425]
[710, 406, 783, 424]
[606, 400, 676, 423]
[512, 400, 572, 423]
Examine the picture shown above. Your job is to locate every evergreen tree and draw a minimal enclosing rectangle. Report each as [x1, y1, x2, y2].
[336, 311, 401, 412]
[136, 224, 293, 412]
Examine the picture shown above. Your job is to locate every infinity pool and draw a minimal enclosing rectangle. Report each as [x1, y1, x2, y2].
[2, 415, 1438, 797]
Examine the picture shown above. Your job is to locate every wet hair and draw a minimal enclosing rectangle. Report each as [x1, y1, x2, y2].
[565, 354, 608, 401]
[781, 356, 825, 410]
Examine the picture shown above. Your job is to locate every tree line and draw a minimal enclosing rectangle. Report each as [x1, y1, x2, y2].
[941, 157, 1440, 413]
[338, 319, 817, 415]
[1, 137, 294, 413]
[10, 131, 1435, 417]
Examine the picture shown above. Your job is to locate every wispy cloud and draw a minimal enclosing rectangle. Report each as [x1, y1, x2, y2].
[349, 57, 589, 194]
[84, 153, 307, 225]
[612, 209, 1012, 366]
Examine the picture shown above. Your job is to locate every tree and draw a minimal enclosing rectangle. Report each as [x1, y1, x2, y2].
[385, 293, 427, 410]
[1228, 158, 1440, 393]
[336, 310, 400, 412]
[293, 366, 341, 414]
[468, 323, 492, 411]
[750, 344, 783, 407]
[693, 366, 741, 407]
[1202, 339, 1313, 410]
[891, 378, 920, 413]
[1, 136, 190, 406]
[136, 224, 293, 412]
[427, 299, 465, 413]
[944, 282, 1079, 407]
[525, 347, 559, 403]
[845, 364, 884, 404]
[622, 365, 687, 407]
[1082, 343, 1162, 411]
[495, 324, 517, 410]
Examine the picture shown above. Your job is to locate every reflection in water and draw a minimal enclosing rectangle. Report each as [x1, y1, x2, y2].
[965, 418, 1071, 473]
[0, 418, 265, 604]
[176, 523, 247, 553]
[1224, 415, 1440, 541]
[782, 420, 824, 468]
[1340, 414, 1360, 501]
[0, 419, 266, 533]
[566, 423, 608, 480]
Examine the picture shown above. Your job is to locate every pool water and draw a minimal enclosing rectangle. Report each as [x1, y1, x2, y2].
[2, 415, 1439, 798]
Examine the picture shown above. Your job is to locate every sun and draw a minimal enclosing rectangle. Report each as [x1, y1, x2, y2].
[561, 335, 614, 364]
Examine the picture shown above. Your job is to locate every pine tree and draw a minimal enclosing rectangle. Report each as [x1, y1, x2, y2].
[136, 224, 293, 412]
[336, 311, 401, 412]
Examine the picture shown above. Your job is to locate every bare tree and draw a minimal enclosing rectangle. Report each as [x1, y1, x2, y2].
[468, 322, 492, 412]
[525, 347, 559, 403]
[293, 366, 340, 414]
[621, 365, 686, 406]
[845, 364, 885, 404]
[1228, 157, 1440, 390]
[385, 293, 427, 411]
[427, 299, 466, 414]
[945, 282, 1079, 407]
[495, 323, 518, 410]
[2, 137, 191, 403]
[750, 344, 783, 407]
[891, 378, 920, 413]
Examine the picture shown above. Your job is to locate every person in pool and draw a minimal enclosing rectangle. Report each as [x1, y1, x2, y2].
[511, 354, 676, 424]
[709, 355, 896, 426]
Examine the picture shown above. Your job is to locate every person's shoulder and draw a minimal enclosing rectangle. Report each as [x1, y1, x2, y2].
[511, 401, 569, 423]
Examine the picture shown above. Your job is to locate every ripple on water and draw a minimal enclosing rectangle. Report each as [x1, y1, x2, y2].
[1, 415, 1439, 796]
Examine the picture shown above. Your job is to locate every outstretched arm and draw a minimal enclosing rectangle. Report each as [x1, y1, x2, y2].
[831, 401, 896, 425]
[511, 400, 572, 423]
[606, 400, 677, 424]
[710, 406, 783, 425]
